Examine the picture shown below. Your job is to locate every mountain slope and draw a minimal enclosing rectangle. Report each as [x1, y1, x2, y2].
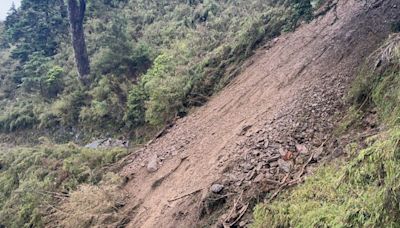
[119, 0, 400, 227]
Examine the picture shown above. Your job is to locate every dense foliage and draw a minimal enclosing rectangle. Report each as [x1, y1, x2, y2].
[252, 34, 400, 227]
[0, 0, 316, 141]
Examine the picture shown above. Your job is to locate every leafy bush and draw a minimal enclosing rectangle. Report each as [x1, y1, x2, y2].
[140, 53, 190, 125]
[43, 66, 64, 98]
[51, 90, 86, 127]
[0, 102, 38, 132]
[125, 82, 148, 128]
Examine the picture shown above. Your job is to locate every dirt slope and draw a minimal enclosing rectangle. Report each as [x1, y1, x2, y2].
[120, 0, 400, 227]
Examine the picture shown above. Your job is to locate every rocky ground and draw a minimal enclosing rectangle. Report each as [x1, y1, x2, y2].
[118, 0, 400, 227]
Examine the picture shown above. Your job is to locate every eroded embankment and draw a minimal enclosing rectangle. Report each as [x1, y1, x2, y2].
[119, 0, 400, 227]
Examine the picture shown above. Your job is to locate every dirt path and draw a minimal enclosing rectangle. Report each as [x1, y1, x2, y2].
[120, 0, 400, 227]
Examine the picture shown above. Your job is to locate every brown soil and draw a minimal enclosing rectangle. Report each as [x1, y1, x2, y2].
[119, 0, 400, 227]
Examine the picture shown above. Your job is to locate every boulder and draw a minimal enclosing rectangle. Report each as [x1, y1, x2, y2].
[147, 155, 159, 173]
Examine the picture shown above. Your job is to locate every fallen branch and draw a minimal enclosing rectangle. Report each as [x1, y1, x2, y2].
[225, 203, 249, 227]
[223, 191, 243, 228]
[168, 188, 203, 202]
[296, 138, 330, 179]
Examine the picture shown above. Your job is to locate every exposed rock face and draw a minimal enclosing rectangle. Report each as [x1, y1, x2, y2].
[85, 138, 128, 149]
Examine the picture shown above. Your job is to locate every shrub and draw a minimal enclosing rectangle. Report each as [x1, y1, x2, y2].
[51, 90, 86, 127]
[140, 53, 191, 125]
[0, 102, 38, 132]
[53, 180, 125, 228]
[79, 76, 128, 131]
[43, 66, 64, 98]
[0, 143, 129, 227]
[125, 82, 147, 128]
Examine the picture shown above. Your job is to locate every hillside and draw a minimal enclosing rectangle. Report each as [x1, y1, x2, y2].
[0, 0, 314, 144]
[1, 0, 400, 227]
[117, 0, 400, 227]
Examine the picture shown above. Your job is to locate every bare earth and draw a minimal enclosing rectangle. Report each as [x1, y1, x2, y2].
[120, 0, 400, 227]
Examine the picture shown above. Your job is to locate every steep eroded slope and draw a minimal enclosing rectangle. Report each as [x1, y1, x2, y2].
[120, 0, 400, 227]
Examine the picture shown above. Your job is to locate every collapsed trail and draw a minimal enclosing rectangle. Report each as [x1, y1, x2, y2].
[120, 0, 400, 227]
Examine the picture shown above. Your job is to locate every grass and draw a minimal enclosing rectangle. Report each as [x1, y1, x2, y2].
[0, 142, 129, 227]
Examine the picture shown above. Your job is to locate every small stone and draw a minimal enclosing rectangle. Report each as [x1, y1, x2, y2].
[254, 174, 264, 183]
[242, 163, 254, 171]
[210, 184, 224, 194]
[265, 172, 273, 179]
[278, 159, 292, 173]
[270, 161, 278, 167]
[264, 140, 270, 148]
[295, 155, 305, 164]
[146, 155, 159, 173]
[279, 147, 286, 156]
[252, 150, 260, 156]
[295, 144, 309, 154]
[255, 163, 263, 172]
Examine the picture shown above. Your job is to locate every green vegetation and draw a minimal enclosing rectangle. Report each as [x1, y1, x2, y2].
[252, 34, 400, 227]
[0, 142, 128, 227]
[0, 1, 324, 227]
[0, 0, 318, 139]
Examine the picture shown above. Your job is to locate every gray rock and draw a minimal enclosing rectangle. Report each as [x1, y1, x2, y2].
[241, 163, 254, 171]
[270, 161, 279, 167]
[265, 172, 273, 179]
[278, 159, 292, 173]
[264, 140, 270, 148]
[295, 155, 305, 165]
[210, 184, 224, 193]
[85, 139, 105, 149]
[254, 174, 264, 183]
[147, 155, 159, 173]
[85, 138, 128, 149]
[252, 150, 261, 156]
[295, 144, 309, 154]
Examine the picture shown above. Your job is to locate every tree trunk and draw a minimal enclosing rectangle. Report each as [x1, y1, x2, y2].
[67, 0, 90, 86]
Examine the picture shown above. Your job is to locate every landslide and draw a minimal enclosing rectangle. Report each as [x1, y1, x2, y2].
[118, 0, 400, 227]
